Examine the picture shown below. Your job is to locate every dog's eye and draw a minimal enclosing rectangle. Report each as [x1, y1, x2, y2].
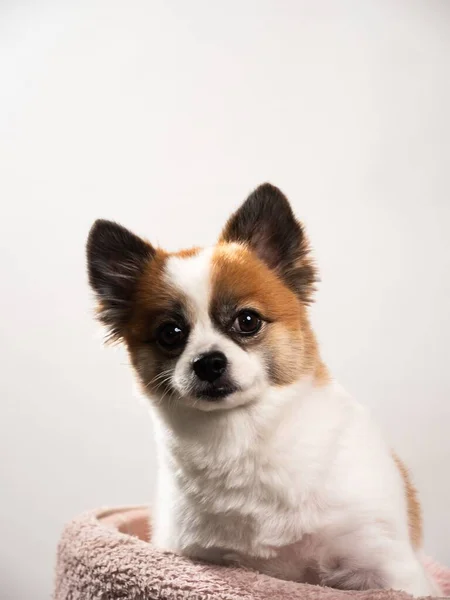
[157, 323, 187, 350]
[233, 310, 262, 335]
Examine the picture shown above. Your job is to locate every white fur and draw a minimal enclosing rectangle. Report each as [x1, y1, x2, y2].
[146, 251, 439, 596]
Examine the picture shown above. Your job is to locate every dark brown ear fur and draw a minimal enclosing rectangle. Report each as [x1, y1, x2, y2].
[86, 219, 154, 341]
[220, 183, 317, 303]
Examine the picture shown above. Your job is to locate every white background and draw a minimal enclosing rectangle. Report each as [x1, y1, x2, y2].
[1, 1, 449, 598]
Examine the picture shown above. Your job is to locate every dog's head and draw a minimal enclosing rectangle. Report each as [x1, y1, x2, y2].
[87, 184, 321, 411]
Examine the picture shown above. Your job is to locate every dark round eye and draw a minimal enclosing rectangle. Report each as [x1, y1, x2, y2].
[157, 323, 186, 350]
[233, 310, 262, 335]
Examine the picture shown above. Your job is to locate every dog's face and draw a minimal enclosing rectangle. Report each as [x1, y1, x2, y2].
[87, 184, 319, 411]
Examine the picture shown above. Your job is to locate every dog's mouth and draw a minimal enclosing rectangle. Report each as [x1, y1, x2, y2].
[195, 384, 238, 401]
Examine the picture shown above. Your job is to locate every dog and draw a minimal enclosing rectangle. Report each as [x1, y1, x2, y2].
[87, 183, 439, 596]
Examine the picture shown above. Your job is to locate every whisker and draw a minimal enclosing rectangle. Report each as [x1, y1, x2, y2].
[145, 370, 173, 390]
[150, 370, 173, 384]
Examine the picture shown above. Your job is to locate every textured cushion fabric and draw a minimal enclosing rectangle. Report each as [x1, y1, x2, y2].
[54, 506, 449, 600]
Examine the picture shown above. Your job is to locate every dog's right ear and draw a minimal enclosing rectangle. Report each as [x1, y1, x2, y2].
[86, 220, 154, 341]
[220, 183, 317, 303]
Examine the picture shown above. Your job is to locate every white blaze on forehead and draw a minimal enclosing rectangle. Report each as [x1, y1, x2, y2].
[165, 247, 219, 357]
[164, 248, 214, 318]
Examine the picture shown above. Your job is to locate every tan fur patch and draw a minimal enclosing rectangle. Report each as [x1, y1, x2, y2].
[125, 246, 200, 341]
[123, 247, 200, 395]
[173, 247, 201, 260]
[211, 243, 327, 386]
[393, 454, 422, 549]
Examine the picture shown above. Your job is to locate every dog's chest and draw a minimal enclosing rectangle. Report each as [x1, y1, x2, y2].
[170, 436, 323, 560]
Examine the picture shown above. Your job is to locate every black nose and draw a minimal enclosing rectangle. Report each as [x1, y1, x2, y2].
[193, 351, 227, 382]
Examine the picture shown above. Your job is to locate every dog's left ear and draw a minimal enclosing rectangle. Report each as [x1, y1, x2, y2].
[220, 183, 317, 303]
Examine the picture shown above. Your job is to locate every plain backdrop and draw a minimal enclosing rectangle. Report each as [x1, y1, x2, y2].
[1, 1, 449, 598]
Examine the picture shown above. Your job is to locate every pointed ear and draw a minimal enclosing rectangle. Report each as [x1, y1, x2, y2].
[220, 183, 317, 303]
[86, 219, 154, 341]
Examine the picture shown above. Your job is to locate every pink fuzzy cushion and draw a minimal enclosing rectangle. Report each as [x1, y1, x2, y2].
[54, 506, 450, 599]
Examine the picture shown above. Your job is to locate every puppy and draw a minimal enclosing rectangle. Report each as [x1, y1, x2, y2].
[87, 183, 439, 596]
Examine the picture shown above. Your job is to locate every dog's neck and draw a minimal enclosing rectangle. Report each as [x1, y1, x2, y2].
[149, 373, 334, 463]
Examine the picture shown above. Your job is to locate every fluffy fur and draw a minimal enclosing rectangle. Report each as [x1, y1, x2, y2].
[86, 183, 439, 597]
